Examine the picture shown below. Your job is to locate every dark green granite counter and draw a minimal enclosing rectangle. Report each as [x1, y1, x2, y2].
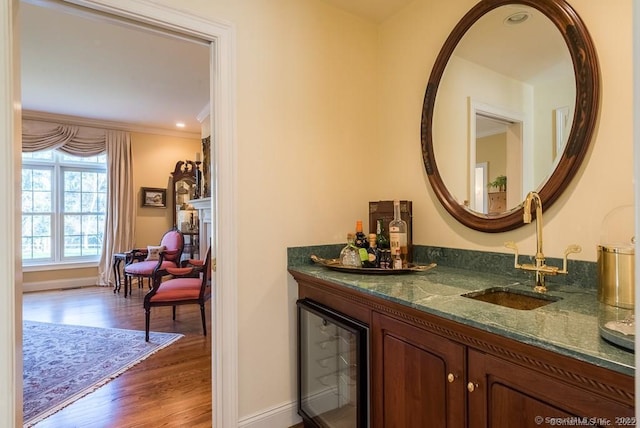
[288, 249, 635, 377]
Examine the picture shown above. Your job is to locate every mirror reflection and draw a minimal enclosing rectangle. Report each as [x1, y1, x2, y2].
[432, 5, 575, 214]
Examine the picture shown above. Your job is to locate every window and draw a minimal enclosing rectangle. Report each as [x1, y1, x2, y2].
[22, 150, 107, 266]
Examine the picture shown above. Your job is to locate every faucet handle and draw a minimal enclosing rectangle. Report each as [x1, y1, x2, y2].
[564, 244, 582, 255]
[504, 241, 522, 269]
[560, 244, 582, 273]
[504, 241, 518, 252]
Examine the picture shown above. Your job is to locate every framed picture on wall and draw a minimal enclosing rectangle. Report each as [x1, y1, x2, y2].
[141, 187, 167, 208]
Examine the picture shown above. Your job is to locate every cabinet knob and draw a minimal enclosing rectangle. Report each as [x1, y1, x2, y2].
[467, 382, 478, 392]
[447, 373, 456, 383]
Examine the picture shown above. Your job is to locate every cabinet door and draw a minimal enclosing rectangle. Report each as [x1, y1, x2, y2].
[371, 312, 466, 428]
[467, 348, 634, 428]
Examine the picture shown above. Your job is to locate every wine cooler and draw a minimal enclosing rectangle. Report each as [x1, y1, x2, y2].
[297, 299, 369, 428]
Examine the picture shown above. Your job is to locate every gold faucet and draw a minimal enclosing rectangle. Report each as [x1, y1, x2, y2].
[505, 191, 581, 293]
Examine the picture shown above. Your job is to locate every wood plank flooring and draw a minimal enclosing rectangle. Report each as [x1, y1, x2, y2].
[23, 285, 212, 427]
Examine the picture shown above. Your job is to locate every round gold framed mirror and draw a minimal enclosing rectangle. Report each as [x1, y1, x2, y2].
[421, 0, 599, 232]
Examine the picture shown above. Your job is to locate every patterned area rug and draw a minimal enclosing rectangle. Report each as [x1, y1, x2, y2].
[23, 321, 183, 427]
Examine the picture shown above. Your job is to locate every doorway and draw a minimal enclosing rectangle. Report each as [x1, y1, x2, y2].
[474, 161, 488, 213]
[469, 99, 526, 213]
[2, 1, 237, 426]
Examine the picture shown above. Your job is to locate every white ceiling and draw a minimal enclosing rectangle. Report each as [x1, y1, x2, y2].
[20, 1, 210, 137]
[453, 5, 571, 84]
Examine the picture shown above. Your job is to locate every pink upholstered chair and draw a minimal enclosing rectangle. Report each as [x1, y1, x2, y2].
[144, 247, 212, 341]
[123, 228, 184, 298]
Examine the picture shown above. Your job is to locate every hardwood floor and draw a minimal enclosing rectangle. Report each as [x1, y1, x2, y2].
[23, 285, 212, 427]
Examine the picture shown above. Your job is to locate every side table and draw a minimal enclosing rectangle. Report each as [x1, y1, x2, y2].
[112, 253, 128, 295]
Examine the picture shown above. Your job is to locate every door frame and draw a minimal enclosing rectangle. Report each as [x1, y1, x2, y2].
[0, 1, 238, 426]
[469, 98, 527, 210]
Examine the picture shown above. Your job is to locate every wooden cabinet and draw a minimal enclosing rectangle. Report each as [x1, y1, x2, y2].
[291, 271, 635, 428]
[467, 349, 633, 428]
[488, 191, 506, 213]
[371, 312, 466, 428]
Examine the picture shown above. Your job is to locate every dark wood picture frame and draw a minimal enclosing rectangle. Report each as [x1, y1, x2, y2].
[141, 187, 167, 208]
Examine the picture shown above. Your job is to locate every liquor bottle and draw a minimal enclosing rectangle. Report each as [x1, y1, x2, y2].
[354, 220, 369, 265]
[364, 233, 380, 268]
[339, 233, 361, 267]
[389, 200, 408, 269]
[376, 218, 390, 250]
[354, 220, 368, 249]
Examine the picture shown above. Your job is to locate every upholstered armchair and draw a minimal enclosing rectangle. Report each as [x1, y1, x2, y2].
[144, 247, 212, 341]
[123, 228, 184, 298]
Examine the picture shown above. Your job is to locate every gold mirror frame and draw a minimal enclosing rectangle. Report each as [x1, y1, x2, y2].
[421, 0, 599, 232]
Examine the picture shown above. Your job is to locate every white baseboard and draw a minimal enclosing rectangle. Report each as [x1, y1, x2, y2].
[22, 277, 99, 293]
[238, 400, 301, 428]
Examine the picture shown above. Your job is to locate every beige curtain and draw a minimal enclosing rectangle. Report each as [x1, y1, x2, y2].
[98, 130, 135, 286]
[22, 120, 105, 156]
[22, 120, 135, 286]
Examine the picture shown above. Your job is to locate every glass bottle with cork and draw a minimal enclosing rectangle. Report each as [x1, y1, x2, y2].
[389, 200, 408, 269]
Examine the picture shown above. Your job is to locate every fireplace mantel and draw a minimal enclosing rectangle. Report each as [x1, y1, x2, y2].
[188, 197, 211, 257]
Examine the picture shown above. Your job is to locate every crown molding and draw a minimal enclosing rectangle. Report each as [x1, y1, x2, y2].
[22, 110, 201, 139]
[197, 102, 211, 123]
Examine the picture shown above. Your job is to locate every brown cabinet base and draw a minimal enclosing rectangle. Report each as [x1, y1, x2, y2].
[291, 270, 634, 427]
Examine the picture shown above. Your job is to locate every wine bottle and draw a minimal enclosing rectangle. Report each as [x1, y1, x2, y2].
[339, 233, 361, 267]
[376, 218, 390, 250]
[364, 233, 380, 268]
[389, 200, 408, 269]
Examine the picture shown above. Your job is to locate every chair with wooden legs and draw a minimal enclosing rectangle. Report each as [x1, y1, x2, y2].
[144, 247, 212, 341]
[123, 228, 184, 297]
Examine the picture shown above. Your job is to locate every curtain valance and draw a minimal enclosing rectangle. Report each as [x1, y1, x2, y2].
[22, 119, 107, 156]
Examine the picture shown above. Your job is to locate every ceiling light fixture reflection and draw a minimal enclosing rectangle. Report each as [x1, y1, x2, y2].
[176, 122, 186, 128]
[504, 11, 530, 25]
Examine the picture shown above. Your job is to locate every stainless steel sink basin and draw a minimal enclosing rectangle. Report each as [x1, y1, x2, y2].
[462, 286, 561, 310]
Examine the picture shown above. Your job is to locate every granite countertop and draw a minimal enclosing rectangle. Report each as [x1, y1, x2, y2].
[289, 263, 635, 376]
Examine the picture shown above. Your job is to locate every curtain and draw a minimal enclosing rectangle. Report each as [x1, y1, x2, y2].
[22, 120, 106, 156]
[98, 130, 135, 286]
[22, 119, 135, 286]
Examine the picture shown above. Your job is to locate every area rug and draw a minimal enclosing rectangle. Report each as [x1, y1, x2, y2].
[23, 321, 183, 427]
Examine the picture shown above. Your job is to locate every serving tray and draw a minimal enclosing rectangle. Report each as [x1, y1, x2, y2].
[310, 255, 437, 275]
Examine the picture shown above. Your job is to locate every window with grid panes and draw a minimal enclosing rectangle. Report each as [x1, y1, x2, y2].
[22, 150, 107, 266]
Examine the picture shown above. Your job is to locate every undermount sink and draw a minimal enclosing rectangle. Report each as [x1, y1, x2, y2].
[462, 286, 561, 310]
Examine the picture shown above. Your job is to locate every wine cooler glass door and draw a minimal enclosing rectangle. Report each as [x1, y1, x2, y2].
[297, 299, 369, 428]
